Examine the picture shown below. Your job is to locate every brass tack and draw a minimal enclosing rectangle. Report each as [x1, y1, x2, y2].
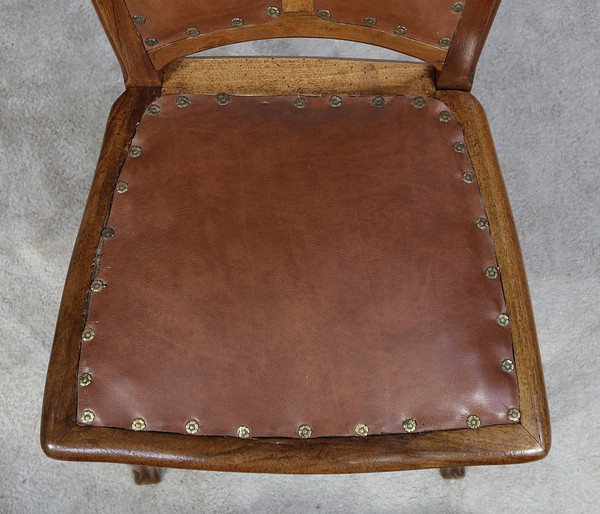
[364, 17, 377, 26]
[475, 217, 489, 230]
[501, 359, 515, 373]
[90, 279, 104, 293]
[439, 110, 451, 122]
[394, 25, 408, 36]
[217, 92, 230, 106]
[294, 97, 307, 109]
[132, 15, 146, 25]
[81, 328, 95, 342]
[507, 408, 521, 422]
[412, 96, 426, 109]
[372, 96, 386, 108]
[148, 104, 161, 115]
[130, 146, 142, 158]
[467, 414, 481, 429]
[266, 6, 280, 17]
[185, 420, 199, 434]
[485, 266, 499, 279]
[402, 418, 417, 433]
[116, 181, 129, 194]
[453, 141, 467, 153]
[439, 38, 452, 48]
[79, 373, 92, 387]
[237, 425, 251, 438]
[298, 424, 313, 438]
[329, 95, 342, 108]
[144, 38, 158, 46]
[452, 2, 466, 13]
[231, 17, 244, 27]
[131, 418, 146, 431]
[186, 27, 200, 37]
[317, 9, 331, 20]
[497, 313, 510, 327]
[101, 227, 115, 240]
[462, 170, 475, 183]
[355, 423, 369, 437]
[80, 410, 95, 424]
[176, 96, 189, 108]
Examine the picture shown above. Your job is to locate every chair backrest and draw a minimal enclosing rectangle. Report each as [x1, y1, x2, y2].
[92, 0, 502, 90]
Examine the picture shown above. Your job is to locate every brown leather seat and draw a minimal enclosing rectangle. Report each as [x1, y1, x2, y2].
[42, 0, 549, 476]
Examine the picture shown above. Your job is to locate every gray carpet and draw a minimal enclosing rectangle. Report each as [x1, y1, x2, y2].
[1, 0, 599, 512]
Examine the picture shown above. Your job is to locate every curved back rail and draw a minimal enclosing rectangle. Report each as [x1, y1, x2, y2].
[92, 0, 502, 90]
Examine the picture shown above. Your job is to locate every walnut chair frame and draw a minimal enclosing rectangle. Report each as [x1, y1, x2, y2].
[42, 0, 550, 477]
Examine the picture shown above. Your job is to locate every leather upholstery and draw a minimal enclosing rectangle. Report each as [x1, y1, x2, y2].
[77, 94, 518, 438]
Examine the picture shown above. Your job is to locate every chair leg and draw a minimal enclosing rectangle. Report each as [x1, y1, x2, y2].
[132, 466, 162, 485]
[440, 467, 466, 479]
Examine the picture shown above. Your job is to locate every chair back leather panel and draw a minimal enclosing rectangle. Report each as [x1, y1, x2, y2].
[77, 93, 519, 438]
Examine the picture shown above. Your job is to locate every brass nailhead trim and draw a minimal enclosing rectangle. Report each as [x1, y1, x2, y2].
[130, 146, 142, 158]
[79, 373, 92, 387]
[176, 96, 190, 108]
[475, 217, 489, 230]
[132, 15, 146, 25]
[81, 328, 95, 342]
[317, 9, 331, 20]
[402, 418, 417, 433]
[185, 420, 199, 434]
[364, 17, 377, 26]
[412, 96, 426, 109]
[467, 414, 481, 429]
[462, 170, 475, 183]
[452, 2, 466, 13]
[217, 92, 231, 106]
[355, 423, 369, 437]
[237, 425, 251, 438]
[231, 18, 244, 27]
[453, 141, 467, 153]
[497, 313, 510, 327]
[298, 424, 313, 438]
[439, 110, 451, 122]
[116, 181, 129, 194]
[148, 104, 161, 115]
[485, 266, 499, 279]
[329, 95, 342, 108]
[132, 418, 146, 431]
[507, 408, 521, 422]
[101, 227, 115, 240]
[90, 279, 104, 293]
[501, 359, 515, 373]
[144, 38, 158, 46]
[80, 410, 95, 424]
[187, 27, 200, 37]
[394, 25, 408, 36]
[439, 38, 452, 48]
[372, 96, 386, 108]
[266, 6, 280, 17]
[294, 97, 307, 109]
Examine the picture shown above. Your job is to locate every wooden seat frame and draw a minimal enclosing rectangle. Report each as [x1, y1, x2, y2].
[41, 0, 550, 474]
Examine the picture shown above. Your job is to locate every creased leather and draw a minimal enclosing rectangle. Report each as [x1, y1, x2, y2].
[77, 94, 518, 438]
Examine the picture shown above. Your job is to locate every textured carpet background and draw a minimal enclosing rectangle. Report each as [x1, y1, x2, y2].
[1, 0, 599, 512]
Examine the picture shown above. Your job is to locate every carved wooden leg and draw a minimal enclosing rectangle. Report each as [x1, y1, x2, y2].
[132, 466, 162, 485]
[440, 466, 466, 479]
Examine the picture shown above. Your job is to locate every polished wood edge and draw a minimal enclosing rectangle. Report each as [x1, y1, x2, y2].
[437, 0, 502, 90]
[43, 423, 545, 474]
[282, 0, 313, 12]
[148, 13, 446, 72]
[40, 87, 160, 451]
[162, 58, 437, 96]
[91, 1, 161, 87]
[437, 90, 551, 454]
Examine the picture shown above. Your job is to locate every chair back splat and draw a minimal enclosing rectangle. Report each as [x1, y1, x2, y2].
[92, 0, 502, 90]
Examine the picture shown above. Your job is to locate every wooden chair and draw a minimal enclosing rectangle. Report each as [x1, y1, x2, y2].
[41, 0, 550, 483]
